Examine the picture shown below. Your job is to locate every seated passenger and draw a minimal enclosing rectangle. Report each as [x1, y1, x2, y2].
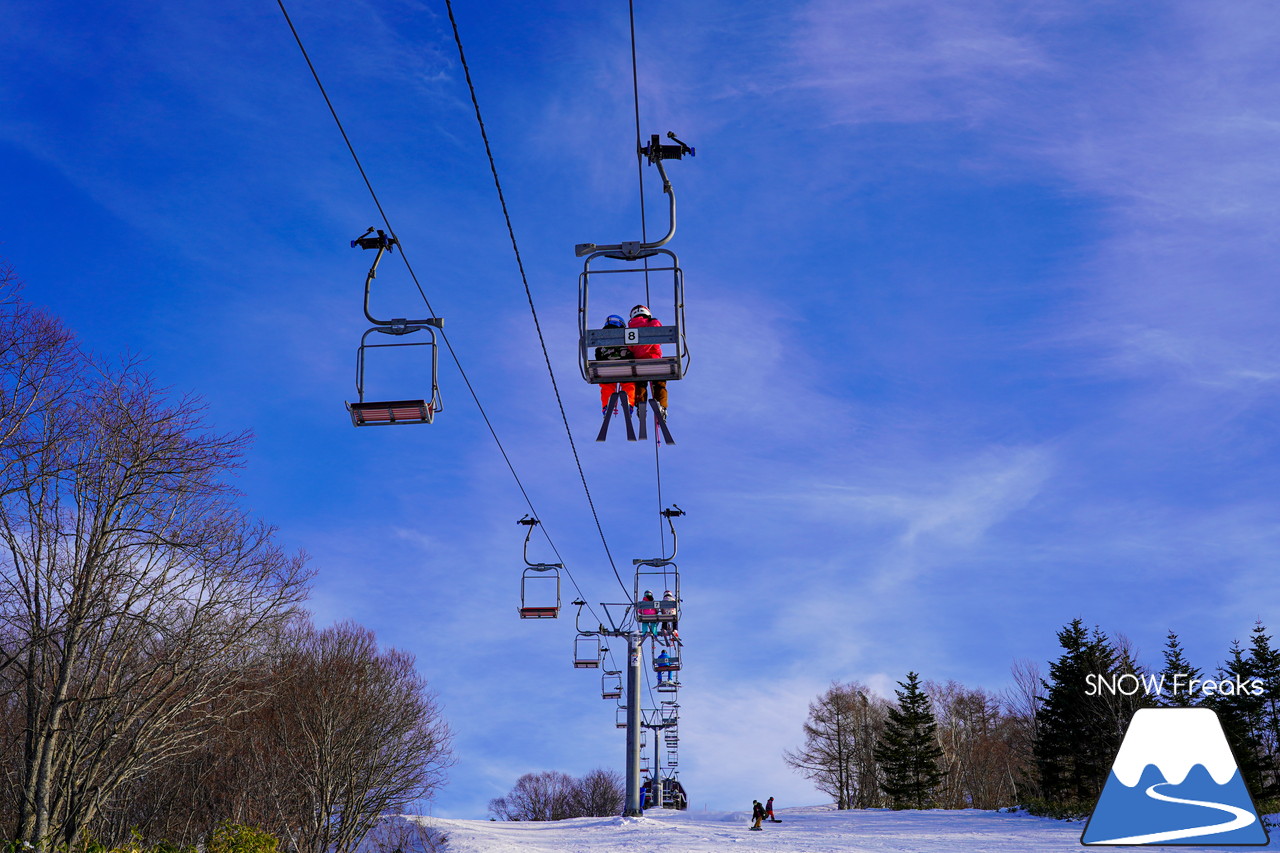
[594, 314, 635, 415]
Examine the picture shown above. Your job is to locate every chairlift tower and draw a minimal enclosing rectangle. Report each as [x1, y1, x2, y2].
[570, 506, 685, 816]
[640, 703, 679, 809]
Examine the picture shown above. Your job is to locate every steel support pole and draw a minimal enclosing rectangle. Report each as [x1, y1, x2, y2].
[653, 730, 664, 808]
[623, 633, 644, 815]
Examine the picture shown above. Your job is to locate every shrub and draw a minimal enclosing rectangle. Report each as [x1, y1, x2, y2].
[207, 824, 278, 853]
[1018, 797, 1093, 820]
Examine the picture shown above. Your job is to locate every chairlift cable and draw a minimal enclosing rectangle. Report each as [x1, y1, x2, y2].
[627, 0, 669, 554]
[628, 6, 682, 751]
[443, 0, 634, 604]
[628, 4, 671, 554]
[628, 0, 653, 307]
[276, 0, 608, 624]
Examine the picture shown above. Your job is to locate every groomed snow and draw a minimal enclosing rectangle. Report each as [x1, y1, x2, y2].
[409, 804, 1280, 852]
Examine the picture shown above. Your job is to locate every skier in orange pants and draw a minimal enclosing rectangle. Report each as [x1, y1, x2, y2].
[627, 305, 667, 417]
[595, 314, 634, 414]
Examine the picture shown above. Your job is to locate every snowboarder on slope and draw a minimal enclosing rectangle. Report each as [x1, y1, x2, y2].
[751, 800, 765, 830]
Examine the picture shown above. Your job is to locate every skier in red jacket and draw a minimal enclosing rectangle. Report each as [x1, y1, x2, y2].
[627, 305, 668, 416]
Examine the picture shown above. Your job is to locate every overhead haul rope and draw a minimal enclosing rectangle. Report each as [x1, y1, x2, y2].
[627, 0, 671, 556]
[441, 0, 635, 609]
[628, 2, 686, 723]
[629, 0, 652, 310]
[275, 0, 613, 620]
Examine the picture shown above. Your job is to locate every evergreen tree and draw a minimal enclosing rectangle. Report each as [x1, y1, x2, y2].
[1034, 620, 1148, 804]
[874, 672, 945, 809]
[1247, 621, 1280, 795]
[1207, 639, 1267, 795]
[1157, 631, 1202, 708]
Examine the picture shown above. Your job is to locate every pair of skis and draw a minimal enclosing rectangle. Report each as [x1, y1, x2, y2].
[596, 391, 675, 445]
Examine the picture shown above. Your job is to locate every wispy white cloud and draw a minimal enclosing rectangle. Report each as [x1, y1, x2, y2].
[787, 0, 1054, 125]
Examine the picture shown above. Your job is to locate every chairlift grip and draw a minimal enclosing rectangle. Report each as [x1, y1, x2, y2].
[574, 133, 689, 258]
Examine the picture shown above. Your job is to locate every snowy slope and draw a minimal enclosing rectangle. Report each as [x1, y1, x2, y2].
[410, 804, 1280, 852]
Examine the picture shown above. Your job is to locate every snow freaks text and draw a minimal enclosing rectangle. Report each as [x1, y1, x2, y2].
[1085, 673, 1265, 698]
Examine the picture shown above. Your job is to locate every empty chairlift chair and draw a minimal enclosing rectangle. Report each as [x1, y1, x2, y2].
[602, 670, 623, 700]
[574, 634, 603, 669]
[518, 566, 560, 619]
[345, 229, 443, 426]
[515, 516, 561, 619]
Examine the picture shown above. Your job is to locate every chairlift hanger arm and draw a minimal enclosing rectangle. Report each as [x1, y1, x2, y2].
[575, 132, 694, 260]
[517, 516, 562, 569]
[573, 600, 607, 636]
[632, 505, 685, 565]
[353, 227, 444, 329]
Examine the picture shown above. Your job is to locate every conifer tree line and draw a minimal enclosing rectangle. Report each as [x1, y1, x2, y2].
[0, 266, 453, 851]
[786, 614, 1280, 814]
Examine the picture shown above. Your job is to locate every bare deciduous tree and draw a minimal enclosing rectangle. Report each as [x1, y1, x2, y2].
[259, 620, 453, 853]
[0, 362, 312, 850]
[0, 263, 80, 498]
[487, 768, 623, 821]
[571, 768, 625, 817]
[488, 770, 578, 822]
[783, 682, 889, 809]
[927, 680, 1022, 809]
[1003, 657, 1043, 800]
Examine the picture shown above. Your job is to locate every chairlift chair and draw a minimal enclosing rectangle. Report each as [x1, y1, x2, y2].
[601, 670, 623, 700]
[576, 136, 691, 389]
[518, 566, 560, 619]
[345, 228, 443, 426]
[634, 563, 679, 624]
[653, 647, 681, 672]
[616, 706, 628, 729]
[577, 135, 693, 444]
[634, 507, 684, 623]
[578, 254, 687, 386]
[516, 516, 562, 619]
[573, 634, 603, 669]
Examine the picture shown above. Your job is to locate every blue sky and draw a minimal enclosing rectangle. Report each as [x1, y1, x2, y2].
[5, 0, 1280, 819]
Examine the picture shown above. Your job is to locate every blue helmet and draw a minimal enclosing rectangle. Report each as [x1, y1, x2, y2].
[605, 314, 626, 327]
